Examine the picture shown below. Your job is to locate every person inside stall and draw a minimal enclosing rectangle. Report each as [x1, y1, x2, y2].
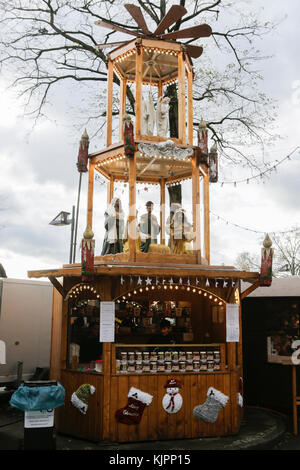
[101, 197, 125, 255]
[79, 321, 102, 363]
[139, 201, 160, 253]
[148, 319, 178, 346]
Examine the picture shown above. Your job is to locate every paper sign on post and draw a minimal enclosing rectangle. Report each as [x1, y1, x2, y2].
[100, 301, 115, 342]
[226, 304, 239, 342]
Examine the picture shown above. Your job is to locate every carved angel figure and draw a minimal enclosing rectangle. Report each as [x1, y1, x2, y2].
[156, 96, 170, 137]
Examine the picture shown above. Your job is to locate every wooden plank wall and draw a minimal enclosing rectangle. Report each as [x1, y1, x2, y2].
[57, 370, 104, 442]
[108, 371, 240, 442]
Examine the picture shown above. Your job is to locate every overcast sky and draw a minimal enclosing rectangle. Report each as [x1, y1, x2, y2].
[0, 0, 299, 280]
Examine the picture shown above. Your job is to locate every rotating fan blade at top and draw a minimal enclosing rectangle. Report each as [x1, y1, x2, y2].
[95, 19, 139, 37]
[124, 4, 151, 35]
[153, 5, 187, 36]
[161, 24, 212, 40]
[185, 45, 203, 59]
[95, 41, 129, 50]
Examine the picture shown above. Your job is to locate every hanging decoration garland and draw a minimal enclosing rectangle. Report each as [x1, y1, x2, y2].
[217, 146, 299, 187]
[210, 211, 300, 235]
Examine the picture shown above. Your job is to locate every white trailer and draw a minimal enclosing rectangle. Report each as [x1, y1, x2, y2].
[0, 278, 53, 386]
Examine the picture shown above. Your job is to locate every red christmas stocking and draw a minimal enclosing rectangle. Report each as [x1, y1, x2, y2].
[115, 387, 153, 425]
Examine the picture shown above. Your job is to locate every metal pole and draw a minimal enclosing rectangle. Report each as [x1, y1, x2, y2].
[69, 205, 75, 264]
[73, 172, 82, 263]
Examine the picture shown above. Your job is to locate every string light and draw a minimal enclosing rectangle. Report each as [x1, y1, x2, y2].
[211, 211, 300, 235]
[218, 146, 299, 186]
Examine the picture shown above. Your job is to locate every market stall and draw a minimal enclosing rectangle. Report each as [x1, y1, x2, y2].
[28, 4, 271, 443]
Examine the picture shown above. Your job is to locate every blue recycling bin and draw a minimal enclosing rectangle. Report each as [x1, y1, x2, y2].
[10, 380, 65, 450]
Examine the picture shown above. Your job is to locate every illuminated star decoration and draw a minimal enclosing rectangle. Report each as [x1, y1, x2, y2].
[145, 276, 152, 286]
[137, 276, 142, 285]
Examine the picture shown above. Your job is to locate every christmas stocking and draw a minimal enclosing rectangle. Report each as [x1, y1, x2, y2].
[115, 387, 153, 425]
[71, 384, 95, 415]
[193, 387, 229, 423]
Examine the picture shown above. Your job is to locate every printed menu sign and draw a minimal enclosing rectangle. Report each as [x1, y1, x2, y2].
[226, 304, 239, 342]
[100, 301, 115, 342]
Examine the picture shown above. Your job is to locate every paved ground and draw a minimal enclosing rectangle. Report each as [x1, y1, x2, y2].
[0, 387, 296, 454]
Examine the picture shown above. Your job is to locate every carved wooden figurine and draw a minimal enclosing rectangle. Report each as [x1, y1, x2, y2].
[81, 224, 95, 281]
[76, 129, 89, 172]
[123, 113, 135, 157]
[260, 234, 274, 286]
[156, 96, 170, 137]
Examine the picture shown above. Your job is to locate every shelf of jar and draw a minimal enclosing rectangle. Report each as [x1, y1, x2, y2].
[113, 343, 225, 374]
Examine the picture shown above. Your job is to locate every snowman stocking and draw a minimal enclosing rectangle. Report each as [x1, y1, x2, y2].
[115, 387, 153, 425]
[193, 387, 229, 423]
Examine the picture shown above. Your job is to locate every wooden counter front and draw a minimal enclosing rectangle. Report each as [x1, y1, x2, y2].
[57, 370, 104, 441]
[108, 369, 241, 442]
[56, 367, 241, 443]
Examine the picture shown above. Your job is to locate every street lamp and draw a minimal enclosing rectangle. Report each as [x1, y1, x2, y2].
[49, 206, 75, 264]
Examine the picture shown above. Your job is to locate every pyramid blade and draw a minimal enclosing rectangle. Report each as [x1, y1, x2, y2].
[161, 24, 212, 40]
[95, 41, 129, 50]
[185, 44, 203, 58]
[125, 4, 151, 35]
[153, 5, 187, 36]
[95, 19, 139, 37]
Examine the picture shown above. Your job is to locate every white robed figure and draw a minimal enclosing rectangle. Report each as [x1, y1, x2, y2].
[156, 96, 170, 137]
[141, 93, 155, 136]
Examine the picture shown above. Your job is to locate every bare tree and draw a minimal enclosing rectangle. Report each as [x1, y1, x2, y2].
[235, 230, 300, 277]
[0, 0, 279, 169]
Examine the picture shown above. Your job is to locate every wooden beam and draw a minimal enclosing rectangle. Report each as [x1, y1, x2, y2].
[240, 281, 260, 300]
[187, 70, 193, 146]
[128, 152, 137, 261]
[160, 178, 166, 245]
[135, 45, 143, 139]
[48, 276, 66, 298]
[49, 287, 63, 382]
[203, 173, 210, 264]
[107, 178, 114, 204]
[177, 51, 186, 144]
[119, 78, 127, 141]
[106, 59, 114, 146]
[87, 161, 95, 228]
[192, 156, 201, 263]
[158, 80, 163, 98]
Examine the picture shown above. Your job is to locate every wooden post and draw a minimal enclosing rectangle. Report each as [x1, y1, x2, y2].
[203, 171, 210, 264]
[293, 365, 298, 435]
[128, 152, 137, 261]
[160, 178, 166, 245]
[135, 45, 143, 139]
[158, 81, 163, 99]
[107, 178, 114, 204]
[177, 51, 186, 145]
[187, 70, 193, 146]
[87, 161, 95, 228]
[60, 300, 69, 370]
[106, 59, 114, 147]
[192, 156, 201, 263]
[119, 78, 127, 141]
[49, 287, 63, 381]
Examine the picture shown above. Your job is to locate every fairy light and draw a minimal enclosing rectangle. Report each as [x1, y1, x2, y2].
[218, 146, 299, 187]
